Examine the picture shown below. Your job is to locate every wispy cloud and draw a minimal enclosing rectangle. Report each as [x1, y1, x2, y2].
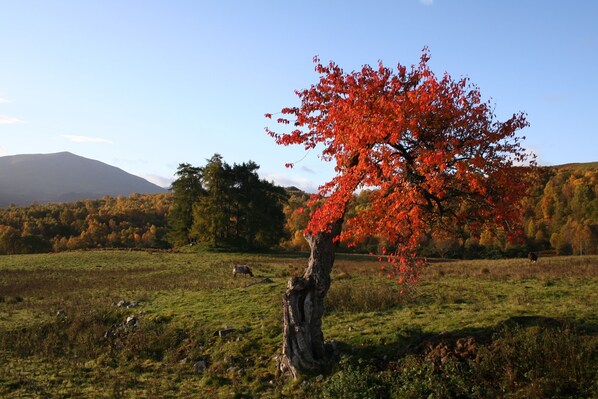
[0, 98, 10, 103]
[0, 145, 6, 156]
[300, 166, 316, 174]
[61, 134, 113, 144]
[419, 0, 433, 5]
[0, 115, 21, 124]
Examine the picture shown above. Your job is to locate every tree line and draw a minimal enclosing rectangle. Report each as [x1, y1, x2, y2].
[280, 165, 598, 258]
[0, 194, 171, 254]
[0, 161, 596, 257]
[524, 165, 598, 255]
[0, 154, 288, 255]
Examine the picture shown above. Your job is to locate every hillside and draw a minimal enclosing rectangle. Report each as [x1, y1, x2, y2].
[552, 161, 598, 170]
[0, 152, 167, 206]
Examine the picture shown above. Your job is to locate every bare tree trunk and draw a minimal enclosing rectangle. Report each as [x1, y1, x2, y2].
[279, 218, 343, 378]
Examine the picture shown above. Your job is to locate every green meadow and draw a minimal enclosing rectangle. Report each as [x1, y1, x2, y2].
[1, 251, 597, 398]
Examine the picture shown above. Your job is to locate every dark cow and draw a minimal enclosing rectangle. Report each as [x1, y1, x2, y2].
[233, 264, 254, 277]
[528, 252, 538, 263]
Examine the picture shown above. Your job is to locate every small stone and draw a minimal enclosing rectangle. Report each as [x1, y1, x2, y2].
[125, 315, 138, 327]
[56, 309, 67, 318]
[193, 360, 207, 374]
[215, 327, 235, 337]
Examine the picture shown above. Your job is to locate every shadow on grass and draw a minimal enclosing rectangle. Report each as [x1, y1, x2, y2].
[333, 315, 598, 370]
[317, 316, 598, 399]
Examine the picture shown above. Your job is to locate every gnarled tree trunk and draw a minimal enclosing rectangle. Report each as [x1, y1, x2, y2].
[279, 218, 343, 378]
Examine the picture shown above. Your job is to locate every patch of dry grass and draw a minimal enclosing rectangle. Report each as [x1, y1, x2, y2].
[423, 255, 598, 280]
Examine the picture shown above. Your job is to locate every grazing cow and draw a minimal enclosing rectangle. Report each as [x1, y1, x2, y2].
[528, 252, 538, 264]
[233, 264, 254, 277]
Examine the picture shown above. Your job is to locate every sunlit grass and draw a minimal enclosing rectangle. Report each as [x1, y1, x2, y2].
[0, 251, 596, 397]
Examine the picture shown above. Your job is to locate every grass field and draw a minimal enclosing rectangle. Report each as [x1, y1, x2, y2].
[1, 250, 597, 398]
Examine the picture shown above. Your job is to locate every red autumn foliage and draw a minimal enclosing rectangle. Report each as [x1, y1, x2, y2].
[267, 49, 534, 282]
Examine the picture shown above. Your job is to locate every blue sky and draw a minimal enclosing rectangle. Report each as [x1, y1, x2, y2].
[1, 1, 597, 191]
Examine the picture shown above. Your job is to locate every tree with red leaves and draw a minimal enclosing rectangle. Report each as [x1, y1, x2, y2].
[266, 49, 534, 377]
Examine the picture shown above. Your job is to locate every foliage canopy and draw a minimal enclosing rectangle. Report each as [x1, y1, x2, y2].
[169, 154, 288, 250]
[267, 49, 535, 280]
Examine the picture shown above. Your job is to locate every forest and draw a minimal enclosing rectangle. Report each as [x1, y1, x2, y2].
[0, 160, 596, 257]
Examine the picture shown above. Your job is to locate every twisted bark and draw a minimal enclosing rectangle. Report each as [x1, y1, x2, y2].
[279, 218, 343, 377]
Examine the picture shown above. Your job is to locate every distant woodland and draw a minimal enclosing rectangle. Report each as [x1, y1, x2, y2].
[0, 160, 596, 257]
[0, 194, 172, 254]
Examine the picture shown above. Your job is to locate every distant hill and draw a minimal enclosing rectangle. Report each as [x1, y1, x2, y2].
[551, 161, 598, 171]
[0, 152, 167, 206]
[284, 186, 308, 196]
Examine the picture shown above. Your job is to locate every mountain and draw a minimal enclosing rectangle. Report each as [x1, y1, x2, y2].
[0, 152, 167, 206]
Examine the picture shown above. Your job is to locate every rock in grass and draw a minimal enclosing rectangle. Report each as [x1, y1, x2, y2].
[116, 300, 139, 308]
[125, 315, 138, 327]
[215, 327, 236, 337]
[193, 360, 208, 373]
